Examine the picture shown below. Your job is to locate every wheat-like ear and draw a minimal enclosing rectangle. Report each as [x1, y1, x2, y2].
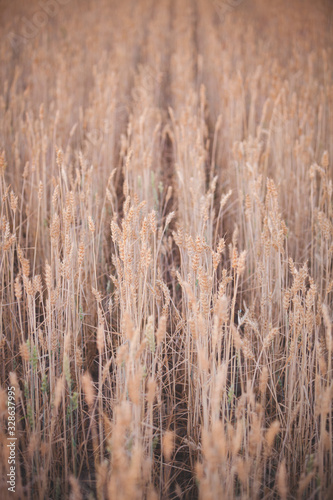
[265, 420, 280, 457]
[322, 304, 332, 352]
[69, 476, 83, 500]
[0, 0, 331, 498]
[163, 431, 175, 461]
[54, 376, 64, 414]
[276, 459, 288, 500]
[82, 372, 95, 408]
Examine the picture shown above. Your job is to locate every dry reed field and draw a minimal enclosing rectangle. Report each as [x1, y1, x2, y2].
[0, 0, 333, 498]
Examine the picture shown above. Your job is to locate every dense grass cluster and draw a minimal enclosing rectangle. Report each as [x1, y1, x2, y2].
[0, 0, 332, 498]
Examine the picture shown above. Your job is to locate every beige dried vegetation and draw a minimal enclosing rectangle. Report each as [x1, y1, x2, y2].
[0, 0, 332, 498]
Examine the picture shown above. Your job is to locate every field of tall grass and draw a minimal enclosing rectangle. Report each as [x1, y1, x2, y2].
[0, 0, 332, 498]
